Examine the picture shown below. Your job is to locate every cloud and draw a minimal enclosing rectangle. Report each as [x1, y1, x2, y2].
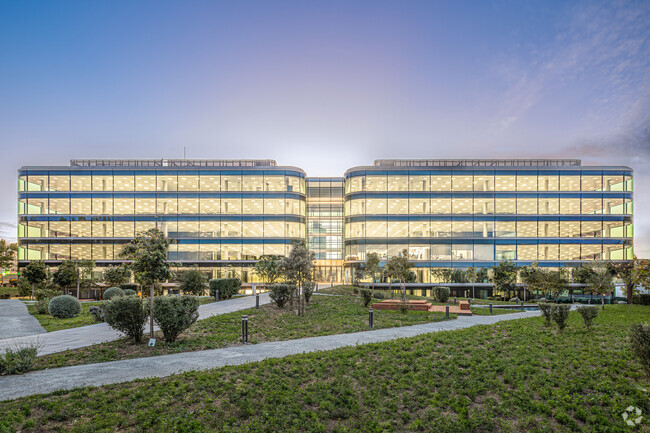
[0, 222, 17, 242]
[489, 0, 650, 134]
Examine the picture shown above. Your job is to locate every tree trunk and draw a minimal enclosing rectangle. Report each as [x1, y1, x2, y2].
[150, 283, 155, 339]
[401, 279, 407, 313]
[626, 282, 634, 305]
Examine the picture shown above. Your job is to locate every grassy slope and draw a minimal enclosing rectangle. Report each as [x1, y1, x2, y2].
[36, 294, 449, 370]
[1, 305, 648, 432]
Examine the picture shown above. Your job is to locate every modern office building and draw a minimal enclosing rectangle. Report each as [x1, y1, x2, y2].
[17, 158, 633, 285]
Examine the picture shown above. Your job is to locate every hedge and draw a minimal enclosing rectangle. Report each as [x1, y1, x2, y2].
[209, 278, 241, 299]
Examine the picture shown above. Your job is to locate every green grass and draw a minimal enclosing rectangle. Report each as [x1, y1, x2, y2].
[26, 302, 102, 332]
[35, 294, 450, 370]
[1, 305, 648, 432]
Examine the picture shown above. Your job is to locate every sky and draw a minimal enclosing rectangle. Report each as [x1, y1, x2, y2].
[0, 0, 648, 256]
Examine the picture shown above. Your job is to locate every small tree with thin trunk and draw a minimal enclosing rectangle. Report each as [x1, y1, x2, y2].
[253, 255, 284, 291]
[279, 240, 314, 316]
[584, 261, 614, 307]
[609, 258, 650, 304]
[365, 252, 382, 295]
[0, 239, 17, 271]
[119, 228, 173, 339]
[490, 260, 518, 299]
[102, 264, 132, 287]
[466, 266, 477, 299]
[386, 249, 413, 313]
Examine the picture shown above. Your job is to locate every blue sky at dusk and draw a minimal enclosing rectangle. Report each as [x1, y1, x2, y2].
[1, 0, 648, 256]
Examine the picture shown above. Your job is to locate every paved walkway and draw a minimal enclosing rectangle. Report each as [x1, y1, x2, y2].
[0, 293, 272, 355]
[0, 300, 46, 340]
[0, 309, 541, 401]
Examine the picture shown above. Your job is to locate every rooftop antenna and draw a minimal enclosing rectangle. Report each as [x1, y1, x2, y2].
[184, 146, 186, 159]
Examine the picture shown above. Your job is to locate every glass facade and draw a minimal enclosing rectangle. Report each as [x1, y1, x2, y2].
[306, 178, 344, 282]
[18, 164, 306, 281]
[17, 160, 633, 284]
[344, 167, 633, 282]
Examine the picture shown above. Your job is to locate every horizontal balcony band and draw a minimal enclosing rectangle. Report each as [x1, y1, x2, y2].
[19, 191, 306, 199]
[19, 215, 305, 222]
[345, 215, 632, 222]
[344, 169, 633, 177]
[343, 238, 631, 245]
[19, 238, 303, 244]
[343, 260, 632, 267]
[344, 192, 632, 199]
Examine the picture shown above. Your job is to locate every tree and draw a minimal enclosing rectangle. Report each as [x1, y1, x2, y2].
[476, 268, 489, 283]
[521, 264, 568, 301]
[119, 228, 173, 338]
[385, 250, 413, 313]
[253, 255, 284, 290]
[609, 258, 650, 304]
[178, 266, 208, 295]
[365, 252, 382, 293]
[52, 260, 78, 290]
[0, 239, 17, 271]
[490, 260, 518, 299]
[584, 261, 614, 306]
[279, 240, 314, 316]
[431, 268, 452, 283]
[76, 259, 96, 299]
[466, 266, 477, 299]
[102, 264, 131, 287]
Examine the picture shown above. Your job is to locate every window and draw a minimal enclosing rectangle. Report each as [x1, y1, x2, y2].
[409, 175, 429, 191]
[517, 244, 537, 260]
[157, 174, 178, 191]
[451, 174, 473, 191]
[495, 198, 516, 214]
[495, 245, 516, 260]
[387, 175, 408, 191]
[387, 221, 408, 237]
[494, 175, 515, 191]
[516, 221, 537, 237]
[516, 175, 537, 191]
[538, 175, 559, 191]
[366, 175, 386, 191]
[473, 175, 494, 191]
[387, 198, 409, 214]
[70, 175, 92, 191]
[431, 198, 451, 214]
[135, 175, 156, 191]
[409, 197, 429, 214]
[431, 175, 451, 191]
[538, 221, 559, 237]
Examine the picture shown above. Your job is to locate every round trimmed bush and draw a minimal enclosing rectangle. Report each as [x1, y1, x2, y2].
[48, 295, 81, 318]
[123, 288, 137, 296]
[103, 286, 125, 300]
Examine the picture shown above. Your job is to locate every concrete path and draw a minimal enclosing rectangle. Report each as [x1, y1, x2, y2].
[0, 300, 46, 340]
[0, 308, 541, 402]
[0, 293, 272, 356]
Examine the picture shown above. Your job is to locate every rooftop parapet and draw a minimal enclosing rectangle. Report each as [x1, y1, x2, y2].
[70, 159, 277, 167]
[373, 159, 581, 167]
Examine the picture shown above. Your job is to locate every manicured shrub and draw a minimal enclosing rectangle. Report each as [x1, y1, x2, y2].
[303, 281, 316, 304]
[373, 291, 386, 300]
[538, 302, 552, 327]
[89, 306, 104, 322]
[433, 286, 450, 303]
[629, 323, 650, 377]
[36, 298, 50, 314]
[269, 284, 293, 308]
[638, 294, 650, 306]
[121, 283, 139, 292]
[0, 344, 38, 375]
[576, 306, 599, 329]
[509, 297, 520, 303]
[209, 279, 241, 299]
[360, 289, 372, 307]
[103, 286, 125, 300]
[153, 296, 200, 343]
[550, 304, 571, 333]
[353, 287, 359, 294]
[102, 295, 149, 344]
[48, 295, 81, 318]
[123, 289, 137, 296]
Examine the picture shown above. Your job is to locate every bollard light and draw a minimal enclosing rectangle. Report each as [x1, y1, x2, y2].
[215, 289, 219, 302]
[445, 304, 449, 320]
[369, 308, 374, 329]
[489, 303, 493, 314]
[256, 293, 260, 309]
[241, 315, 248, 344]
[520, 301, 524, 311]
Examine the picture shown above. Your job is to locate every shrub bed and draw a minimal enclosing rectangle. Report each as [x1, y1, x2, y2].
[103, 287, 125, 300]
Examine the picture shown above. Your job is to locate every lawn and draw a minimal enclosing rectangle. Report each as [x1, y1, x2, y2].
[35, 294, 450, 370]
[1, 305, 647, 432]
[26, 302, 102, 332]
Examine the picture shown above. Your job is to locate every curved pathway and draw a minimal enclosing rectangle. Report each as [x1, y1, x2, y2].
[0, 308, 541, 402]
[0, 300, 46, 340]
[0, 293, 273, 355]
